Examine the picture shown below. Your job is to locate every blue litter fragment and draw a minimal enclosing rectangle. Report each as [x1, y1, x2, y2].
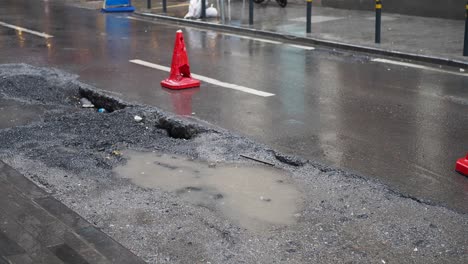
[102, 0, 135, 13]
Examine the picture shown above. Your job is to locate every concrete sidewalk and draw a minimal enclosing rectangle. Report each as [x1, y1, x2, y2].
[135, 0, 468, 64]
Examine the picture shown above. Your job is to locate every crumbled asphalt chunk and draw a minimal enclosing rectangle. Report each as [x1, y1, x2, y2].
[157, 117, 206, 139]
[79, 84, 127, 112]
[0, 64, 467, 264]
[185, 186, 202, 192]
[154, 161, 178, 170]
[212, 193, 223, 200]
[273, 151, 308, 167]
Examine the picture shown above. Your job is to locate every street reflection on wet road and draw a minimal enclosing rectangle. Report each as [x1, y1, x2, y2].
[0, 0, 467, 212]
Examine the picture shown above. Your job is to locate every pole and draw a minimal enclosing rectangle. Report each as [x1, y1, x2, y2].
[163, 0, 167, 13]
[306, 0, 312, 33]
[464, 1, 468, 56]
[147, 0, 151, 9]
[249, 0, 254, 25]
[375, 0, 382, 43]
[201, 0, 206, 18]
[220, 0, 225, 23]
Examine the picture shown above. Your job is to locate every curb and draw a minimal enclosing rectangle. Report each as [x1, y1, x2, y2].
[134, 12, 468, 69]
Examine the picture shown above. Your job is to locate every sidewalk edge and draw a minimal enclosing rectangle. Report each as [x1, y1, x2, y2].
[133, 12, 468, 68]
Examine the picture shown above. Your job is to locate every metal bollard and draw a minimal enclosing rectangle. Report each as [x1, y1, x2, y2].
[375, 0, 382, 43]
[464, 1, 468, 56]
[201, 0, 206, 18]
[306, 0, 312, 33]
[249, 0, 254, 25]
[220, 0, 226, 23]
[163, 0, 167, 13]
[147, 0, 151, 9]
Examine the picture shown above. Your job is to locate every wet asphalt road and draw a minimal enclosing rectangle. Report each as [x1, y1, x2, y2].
[0, 0, 467, 212]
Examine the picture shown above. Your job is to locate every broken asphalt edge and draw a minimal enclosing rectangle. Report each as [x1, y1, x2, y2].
[3, 64, 466, 264]
[133, 12, 468, 69]
[77, 84, 214, 139]
[0, 63, 460, 213]
[76, 77, 452, 213]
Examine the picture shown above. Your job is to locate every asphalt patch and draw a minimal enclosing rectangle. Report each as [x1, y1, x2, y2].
[0, 64, 466, 264]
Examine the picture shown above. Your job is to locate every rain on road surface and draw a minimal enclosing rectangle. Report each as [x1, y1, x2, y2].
[1, 0, 467, 212]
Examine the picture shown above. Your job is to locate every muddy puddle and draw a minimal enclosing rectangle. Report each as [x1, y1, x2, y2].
[0, 98, 46, 129]
[114, 151, 302, 231]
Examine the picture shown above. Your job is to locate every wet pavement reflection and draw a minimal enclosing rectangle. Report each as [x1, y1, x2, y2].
[136, 0, 468, 61]
[0, 0, 467, 212]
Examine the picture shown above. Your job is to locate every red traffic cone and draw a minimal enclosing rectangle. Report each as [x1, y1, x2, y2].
[161, 30, 200, 90]
[455, 154, 468, 176]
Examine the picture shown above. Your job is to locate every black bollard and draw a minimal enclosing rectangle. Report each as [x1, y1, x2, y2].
[163, 0, 167, 13]
[464, 1, 468, 56]
[375, 0, 382, 43]
[147, 0, 151, 9]
[249, 0, 254, 25]
[201, 0, 206, 18]
[306, 0, 312, 33]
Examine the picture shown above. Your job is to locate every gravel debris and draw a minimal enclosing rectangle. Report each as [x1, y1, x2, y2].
[0, 64, 466, 264]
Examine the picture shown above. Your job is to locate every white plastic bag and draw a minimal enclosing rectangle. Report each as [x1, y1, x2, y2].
[206, 4, 218, 18]
[184, 0, 209, 19]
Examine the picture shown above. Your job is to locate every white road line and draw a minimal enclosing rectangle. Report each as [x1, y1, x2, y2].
[287, 44, 315, 50]
[371, 58, 467, 76]
[125, 16, 314, 51]
[126, 16, 141, 21]
[129, 59, 275, 97]
[0, 21, 53, 38]
[222, 33, 282, 45]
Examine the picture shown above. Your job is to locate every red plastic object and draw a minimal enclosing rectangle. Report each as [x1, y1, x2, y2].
[165, 87, 199, 115]
[161, 30, 200, 90]
[455, 154, 468, 176]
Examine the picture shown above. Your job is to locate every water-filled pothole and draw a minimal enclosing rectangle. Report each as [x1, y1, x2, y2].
[114, 151, 302, 231]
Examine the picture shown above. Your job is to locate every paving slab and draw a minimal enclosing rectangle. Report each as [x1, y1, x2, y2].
[0, 160, 146, 264]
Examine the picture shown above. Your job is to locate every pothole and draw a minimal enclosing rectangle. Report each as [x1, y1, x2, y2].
[78, 87, 127, 112]
[114, 150, 302, 231]
[156, 117, 202, 139]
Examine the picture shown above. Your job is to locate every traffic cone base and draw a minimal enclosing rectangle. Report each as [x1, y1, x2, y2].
[101, 0, 135, 12]
[161, 30, 200, 90]
[455, 154, 468, 176]
[161, 77, 200, 89]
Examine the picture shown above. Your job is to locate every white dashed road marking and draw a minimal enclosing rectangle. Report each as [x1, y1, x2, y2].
[129, 59, 276, 97]
[371, 58, 467, 76]
[0, 21, 53, 38]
